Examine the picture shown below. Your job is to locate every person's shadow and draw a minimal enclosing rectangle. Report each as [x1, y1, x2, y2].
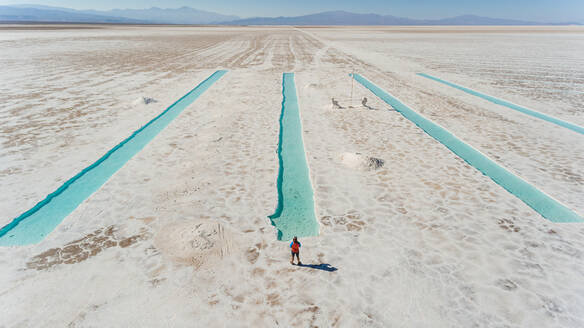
[297, 263, 338, 272]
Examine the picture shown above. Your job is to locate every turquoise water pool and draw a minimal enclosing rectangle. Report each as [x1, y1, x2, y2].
[418, 73, 584, 135]
[353, 73, 582, 223]
[269, 73, 319, 241]
[0, 70, 227, 246]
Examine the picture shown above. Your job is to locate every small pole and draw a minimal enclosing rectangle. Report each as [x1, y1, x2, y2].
[350, 68, 354, 108]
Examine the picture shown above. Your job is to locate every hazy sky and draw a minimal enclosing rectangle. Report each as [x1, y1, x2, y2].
[1, 0, 583, 22]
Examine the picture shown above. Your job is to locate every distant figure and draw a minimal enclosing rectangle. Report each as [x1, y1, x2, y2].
[331, 98, 344, 109]
[290, 236, 302, 265]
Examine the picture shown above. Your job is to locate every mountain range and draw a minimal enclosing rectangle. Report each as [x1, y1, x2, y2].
[0, 5, 581, 25]
[0, 4, 239, 24]
[228, 11, 566, 26]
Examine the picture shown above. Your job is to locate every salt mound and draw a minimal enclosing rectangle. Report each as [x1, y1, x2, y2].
[340, 152, 385, 171]
[340, 152, 364, 169]
[155, 221, 234, 268]
[132, 96, 157, 106]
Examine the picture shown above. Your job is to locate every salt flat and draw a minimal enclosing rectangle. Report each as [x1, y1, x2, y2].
[0, 25, 583, 327]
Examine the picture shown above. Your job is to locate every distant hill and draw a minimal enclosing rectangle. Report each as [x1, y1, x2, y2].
[428, 15, 540, 25]
[227, 11, 415, 25]
[0, 5, 239, 24]
[0, 5, 145, 23]
[83, 7, 239, 24]
[226, 11, 559, 26]
[0, 6, 579, 25]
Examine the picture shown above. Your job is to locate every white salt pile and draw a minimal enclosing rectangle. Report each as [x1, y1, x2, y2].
[340, 152, 385, 171]
[132, 97, 158, 106]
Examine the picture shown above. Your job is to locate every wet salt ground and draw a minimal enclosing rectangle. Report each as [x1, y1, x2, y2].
[1, 26, 584, 327]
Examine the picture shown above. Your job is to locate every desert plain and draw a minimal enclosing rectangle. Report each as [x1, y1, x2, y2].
[0, 25, 584, 327]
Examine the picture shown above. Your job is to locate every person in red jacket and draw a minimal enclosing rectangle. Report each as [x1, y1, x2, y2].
[290, 236, 302, 265]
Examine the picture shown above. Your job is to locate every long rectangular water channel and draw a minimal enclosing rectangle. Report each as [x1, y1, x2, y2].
[418, 73, 584, 135]
[353, 73, 582, 223]
[0, 70, 227, 246]
[269, 73, 319, 240]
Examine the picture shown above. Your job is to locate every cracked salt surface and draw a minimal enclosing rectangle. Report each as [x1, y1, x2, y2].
[0, 26, 583, 327]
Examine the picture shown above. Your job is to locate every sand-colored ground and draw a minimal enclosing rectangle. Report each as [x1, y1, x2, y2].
[0, 25, 583, 327]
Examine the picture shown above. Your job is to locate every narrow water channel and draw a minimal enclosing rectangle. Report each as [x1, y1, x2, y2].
[0, 70, 227, 246]
[353, 73, 582, 223]
[418, 73, 584, 135]
[269, 73, 319, 240]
